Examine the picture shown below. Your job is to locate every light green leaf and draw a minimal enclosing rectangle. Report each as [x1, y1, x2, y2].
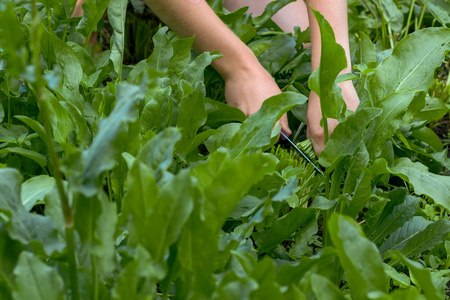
[13, 252, 65, 300]
[319, 108, 382, 168]
[136, 127, 181, 175]
[368, 28, 450, 101]
[410, 126, 443, 152]
[176, 85, 207, 156]
[389, 157, 450, 211]
[329, 214, 388, 300]
[378, 0, 404, 33]
[184, 51, 222, 87]
[82, 82, 146, 196]
[40, 25, 83, 91]
[419, 0, 450, 26]
[308, 9, 347, 120]
[205, 123, 241, 153]
[141, 86, 173, 133]
[14, 116, 46, 144]
[379, 216, 433, 254]
[168, 36, 194, 74]
[40, 87, 73, 145]
[108, 0, 127, 78]
[229, 92, 306, 157]
[358, 31, 377, 67]
[21, 176, 55, 211]
[147, 27, 173, 73]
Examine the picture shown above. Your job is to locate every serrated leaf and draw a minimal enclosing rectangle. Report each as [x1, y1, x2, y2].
[13, 252, 65, 300]
[329, 214, 388, 300]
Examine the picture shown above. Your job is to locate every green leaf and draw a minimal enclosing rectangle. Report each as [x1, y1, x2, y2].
[378, 0, 404, 33]
[0, 147, 46, 168]
[21, 175, 55, 211]
[392, 251, 445, 300]
[141, 86, 173, 133]
[310, 273, 347, 300]
[410, 126, 443, 152]
[192, 151, 276, 233]
[13, 252, 65, 300]
[308, 9, 347, 121]
[77, 0, 110, 38]
[358, 31, 377, 67]
[176, 85, 207, 156]
[175, 200, 217, 299]
[147, 27, 173, 73]
[205, 123, 241, 153]
[184, 51, 222, 87]
[229, 92, 306, 157]
[136, 127, 181, 175]
[253, 207, 316, 253]
[368, 189, 420, 244]
[253, 0, 295, 29]
[258, 35, 296, 74]
[168, 36, 194, 75]
[319, 108, 382, 168]
[415, 96, 448, 123]
[368, 28, 450, 102]
[40, 87, 73, 145]
[112, 245, 160, 299]
[364, 91, 417, 157]
[419, 0, 450, 26]
[328, 214, 388, 300]
[389, 157, 450, 211]
[400, 219, 450, 258]
[82, 82, 145, 196]
[108, 0, 127, 78]
[40, 25, 83, 92]
[205, 98, 246, 128]
[379, 216, 433, 254]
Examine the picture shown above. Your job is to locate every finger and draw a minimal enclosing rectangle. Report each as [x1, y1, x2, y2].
[280, 114, 292, 136]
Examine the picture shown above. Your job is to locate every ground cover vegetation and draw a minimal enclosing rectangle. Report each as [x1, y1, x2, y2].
[0, 0, 449, 299]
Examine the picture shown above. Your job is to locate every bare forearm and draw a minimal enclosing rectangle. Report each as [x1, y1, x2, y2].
[144, 0, 260, 79]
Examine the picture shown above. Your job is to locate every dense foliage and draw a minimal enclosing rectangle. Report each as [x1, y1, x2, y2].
[0, 0, 449, 299]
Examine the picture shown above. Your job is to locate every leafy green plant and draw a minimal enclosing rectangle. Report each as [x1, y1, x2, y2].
[0, 0, 449, 299]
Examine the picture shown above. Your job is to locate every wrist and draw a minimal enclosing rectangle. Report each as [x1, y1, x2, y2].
[212, 46, 263, 81]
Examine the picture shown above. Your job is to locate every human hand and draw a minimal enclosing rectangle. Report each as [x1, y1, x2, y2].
[224, 65, 292, 137]
[307, 80, 359, 155]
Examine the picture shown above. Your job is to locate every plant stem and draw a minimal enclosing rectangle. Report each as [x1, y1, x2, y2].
[31, 1, 79, 299]
[46, 8, 52, 70]
[417, 0, 429, 30]
[404, 0, 415, 38]
[91, 255, 99, 300]
[6, 76, 11, 123]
